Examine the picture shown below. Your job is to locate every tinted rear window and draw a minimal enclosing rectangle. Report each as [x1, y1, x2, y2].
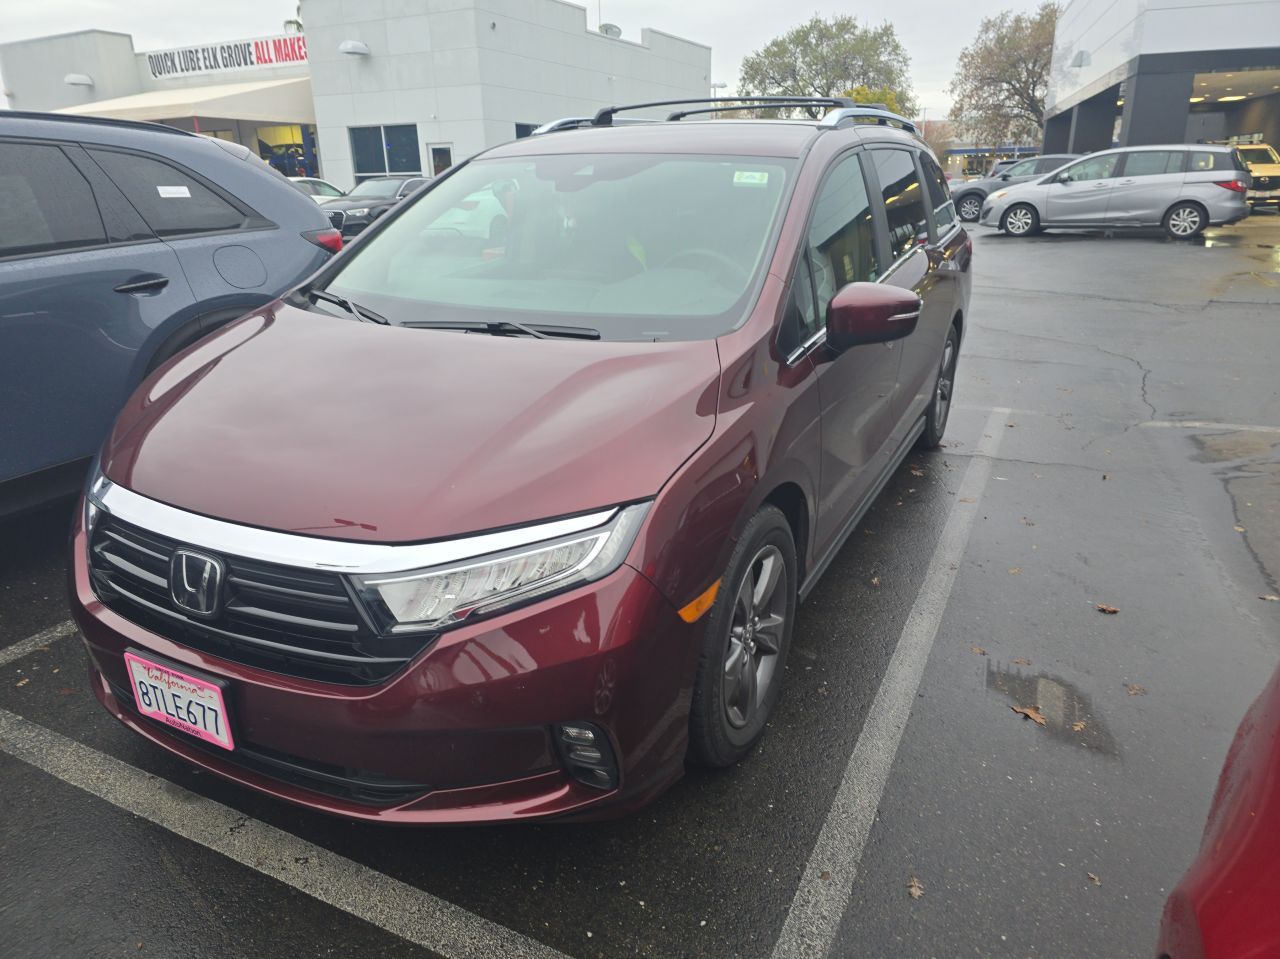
[1121, 151, 1184, 176]
[1187, 151, 1234, 173]
[88, 149, 253, 237]
[0, 142, 107, 258]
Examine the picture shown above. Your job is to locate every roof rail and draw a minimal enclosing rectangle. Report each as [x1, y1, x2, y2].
[530, 116, 661, 136]
[819, 106, 918, 134]
[665, 101, 851, 121]
[0, 109, 196, 137]
[593, 96, 855, 126]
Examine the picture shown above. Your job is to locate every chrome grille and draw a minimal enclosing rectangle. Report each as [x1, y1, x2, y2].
[88, 514, 432, 685]
[326, 209, 346, 230]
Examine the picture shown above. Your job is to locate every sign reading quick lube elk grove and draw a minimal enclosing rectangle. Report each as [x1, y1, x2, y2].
[144, 33, 308, 80]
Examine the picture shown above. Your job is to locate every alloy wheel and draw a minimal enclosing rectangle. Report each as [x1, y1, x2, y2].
[1168, 206, 1202, 237]
[1005, 206, 1034, 235]
[935, 337, 956, 432]
[958, 196, 982, 221]
[722, 545, 787, 729]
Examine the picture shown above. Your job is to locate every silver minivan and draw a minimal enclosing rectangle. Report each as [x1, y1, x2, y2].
[979, 144, 1250, 239]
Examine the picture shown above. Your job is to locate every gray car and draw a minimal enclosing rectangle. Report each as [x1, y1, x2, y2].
[979, 144, 1251, 240]
[952, 153, 1079, 222]
[0, 112, 338, 514]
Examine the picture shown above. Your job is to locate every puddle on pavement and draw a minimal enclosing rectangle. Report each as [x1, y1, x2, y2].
[986, 660, 1119, 757]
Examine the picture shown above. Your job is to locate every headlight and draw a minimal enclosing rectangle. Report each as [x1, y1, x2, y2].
[346, 207, 369, 217]
[352, 503, 649, 631]
[84, 456, 107, 538]
[993, 191, 1008, 200]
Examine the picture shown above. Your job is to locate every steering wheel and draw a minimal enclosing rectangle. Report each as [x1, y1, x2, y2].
[658, 248, 749, 287]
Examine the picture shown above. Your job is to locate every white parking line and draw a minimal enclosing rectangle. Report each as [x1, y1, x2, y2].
[0, 619, 77, 668]
[770, 406, 1010, 959]
[0, 708, 571, 959]
[1140, 419, 1280, 434]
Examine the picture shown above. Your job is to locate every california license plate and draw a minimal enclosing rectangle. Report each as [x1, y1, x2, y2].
[124, 650, 235, 751]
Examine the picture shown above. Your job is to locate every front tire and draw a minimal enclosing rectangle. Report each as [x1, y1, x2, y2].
[1163, 202, 1206, 239]
[920, 324, 959, 449]
[1001, 203, 1039, 236]
[689, 506, 797, 768]
[956, 194, 983, 222]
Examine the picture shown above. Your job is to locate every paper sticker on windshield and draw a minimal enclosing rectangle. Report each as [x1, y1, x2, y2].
[733, 171, 769, 187]
[157, 185, 191, 198]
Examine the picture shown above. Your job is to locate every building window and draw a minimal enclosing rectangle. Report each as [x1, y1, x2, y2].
[515, 123, 539, 139]
[350, 125, 422, 181]
[429, 146, 453, 176]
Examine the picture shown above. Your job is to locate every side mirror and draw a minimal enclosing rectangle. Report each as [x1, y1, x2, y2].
[999, 173, 1012, 181]
[1054, 172, 1071, 184]
[826, 283, 921, 352]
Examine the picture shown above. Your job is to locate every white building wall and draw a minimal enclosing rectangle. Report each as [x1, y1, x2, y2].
[303, 0, 710, 189]
[1048, 0, 1280, 113]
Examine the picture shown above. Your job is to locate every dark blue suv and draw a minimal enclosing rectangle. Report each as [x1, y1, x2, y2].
[0, 112, 340, 514]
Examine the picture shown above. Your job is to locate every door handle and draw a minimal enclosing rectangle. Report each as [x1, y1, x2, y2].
[114, 275, 170, 295]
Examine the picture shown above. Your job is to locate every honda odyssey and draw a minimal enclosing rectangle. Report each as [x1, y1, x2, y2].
[72, 98, 971, 823]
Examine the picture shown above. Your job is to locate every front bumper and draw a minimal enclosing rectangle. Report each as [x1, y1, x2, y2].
[70, 512, 700, 824]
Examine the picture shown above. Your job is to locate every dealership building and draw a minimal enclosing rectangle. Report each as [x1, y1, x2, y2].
[0, 0, 712, 187]
[1043, 0, 1280, 153]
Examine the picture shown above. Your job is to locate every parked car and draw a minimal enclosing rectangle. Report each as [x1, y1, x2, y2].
[951, 153, 1079, 222]
[288, 176, 346, 203]
[72, 99, 972, 824]
[1157, 658, 1280, 958]
[321, 175, 429, 236]
[1235, 142, 1280, 210]
[979, 144, 1250, 239]
[423, 181, 516, 241]
[0, 112, 340, 515]
[988, 158, 1020, 176]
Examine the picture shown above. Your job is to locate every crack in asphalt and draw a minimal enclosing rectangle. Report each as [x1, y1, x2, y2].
[943, 450, 1109, 475]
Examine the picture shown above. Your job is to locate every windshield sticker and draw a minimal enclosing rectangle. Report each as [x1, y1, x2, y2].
[157, 185, 191, 198]
[733, 171, 769, 187]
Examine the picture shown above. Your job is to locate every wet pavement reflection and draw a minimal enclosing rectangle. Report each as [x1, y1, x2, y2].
[985, 659, 1119, 757]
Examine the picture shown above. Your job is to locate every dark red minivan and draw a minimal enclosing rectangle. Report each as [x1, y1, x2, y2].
[71, 99, 972, 823]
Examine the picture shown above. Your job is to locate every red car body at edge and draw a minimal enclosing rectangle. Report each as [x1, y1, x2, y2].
[71, 107, 972, 823]
[1158, 660, 1280, 958]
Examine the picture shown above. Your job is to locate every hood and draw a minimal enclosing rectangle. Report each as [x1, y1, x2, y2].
[322, 196, 395, 211]
[104, 304, 720, 542]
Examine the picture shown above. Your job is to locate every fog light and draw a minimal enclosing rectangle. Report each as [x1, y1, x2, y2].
[553, 722, 618, 790]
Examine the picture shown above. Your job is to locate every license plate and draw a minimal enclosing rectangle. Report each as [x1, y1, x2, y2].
[124, 650, 235, 751]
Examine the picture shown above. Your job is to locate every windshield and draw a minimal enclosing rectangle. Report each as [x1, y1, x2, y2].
[324, 153, 795, 340]
[1239, 145, 1280, 164]
[349, 179, 404, 198]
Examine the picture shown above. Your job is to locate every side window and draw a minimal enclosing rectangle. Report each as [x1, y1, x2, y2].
[778, 254, 820, 357]
[399, 178, 428, 197]
[0, 142, 107, 258]
[1121, 151, 1183, 176]
[807, 152, 879, 317]
[1188, 150, 1231, 172]
[871, 148, 929, 261]
[1061, 154, 1120, 182]
[315, 181, 344, 197]
[1035, 156, 1069, 175]
[1003, 158, 1038, 177]
[87, 149, 251, 237]
[918, 153, 957, 236]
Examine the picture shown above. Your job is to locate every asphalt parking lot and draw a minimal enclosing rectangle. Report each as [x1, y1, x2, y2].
[3, 213, 1279, 959]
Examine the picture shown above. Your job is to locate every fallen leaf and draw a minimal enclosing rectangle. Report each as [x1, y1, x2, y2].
[1235, 525, 1246, 533]
[1126, 683, 1147, 696]
[1019, 516, 1035, 526]
[15, 678, 29, 687]
[909, 467, 925, 478]
[1011, 705, 1047, 726]
[1096, 604, 1120, 614]
[1006, 422, 1016, 428]
[56, 687, 75, 696]
[970, 645, 988, 656]
[1261, 595, 1280, 603]
[959, 497, 976, 503]
[1008, 567, 1022, 575]
[1087, 872, 1101, 886]
[907, 876, 925, 900]
[1102, 474, 1108, 481]
[820, 870, 831, 881]
[870, 576, 881, 587]
[1011, 657, 1032, 666]
[1072, 721, 1087, 732]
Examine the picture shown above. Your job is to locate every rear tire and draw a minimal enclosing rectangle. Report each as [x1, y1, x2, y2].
[919, 324, 959, 449]
[689, 506, 797, 768]
[1163, 202, 1206, 239]
[1001, 203, 1039, 236]
[956, 194, 983, 222]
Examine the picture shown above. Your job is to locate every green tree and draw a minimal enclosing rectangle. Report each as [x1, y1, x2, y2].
[948, 2, 1060, 144]
[842, 85, 907, 116]
[739, 15, 916, 118]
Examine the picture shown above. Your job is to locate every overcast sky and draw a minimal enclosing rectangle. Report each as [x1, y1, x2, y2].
[0, 0, 1044, 117]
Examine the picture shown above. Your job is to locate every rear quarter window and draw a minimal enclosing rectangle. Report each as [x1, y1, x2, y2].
[1187, 151, 1234, 173]
[87, 148, 260, 237]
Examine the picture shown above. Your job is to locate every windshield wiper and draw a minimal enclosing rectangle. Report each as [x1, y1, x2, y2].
[398, 320, 600, 340]
[306, 288, 390, 325]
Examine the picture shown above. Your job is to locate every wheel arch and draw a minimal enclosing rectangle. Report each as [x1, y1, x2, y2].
[761, 481, 811, 585]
